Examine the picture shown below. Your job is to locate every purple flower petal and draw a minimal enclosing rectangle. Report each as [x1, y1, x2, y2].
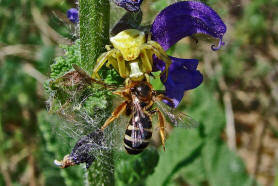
[67, 8, 79, 23]
[154, 56, 203, 107]
[112, 0, 143, 12]
[151, 1, 227, 50]
[163, 86, 185, 108]
[153, 56, 199, 72]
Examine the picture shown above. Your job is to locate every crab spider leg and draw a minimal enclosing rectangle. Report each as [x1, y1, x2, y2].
[92, 50, 115, 79]
[147, 41, 169, 59]
[140, 49, 153, 73]
[106, 56, 119, 72]
[140, 45, 165, 63]
[141, 44, 171, 67]
[105, 45, 112, 51]
[115, 51, 128, 78]
[147, 33, 151, 42]
[141, 44, 171, 81]
[146, 41, 172, 81]
[101, 101, 128, 131]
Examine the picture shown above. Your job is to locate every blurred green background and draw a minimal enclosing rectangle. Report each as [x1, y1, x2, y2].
[1, 0, 278, 185]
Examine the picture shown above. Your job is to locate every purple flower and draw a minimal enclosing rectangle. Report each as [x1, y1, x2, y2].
[151, 1, 227, 107]
[112, 0, 143, 12]
[67, 8, 79, 23]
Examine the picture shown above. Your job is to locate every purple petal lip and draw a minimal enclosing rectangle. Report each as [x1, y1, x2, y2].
[151, 1, 227, 51]
[112, 0, 143, 12]
[155, 57, 203, 108]
[67, 8, 79, 23]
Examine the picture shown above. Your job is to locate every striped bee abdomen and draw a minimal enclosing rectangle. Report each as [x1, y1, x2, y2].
[124, 112, 152, 155]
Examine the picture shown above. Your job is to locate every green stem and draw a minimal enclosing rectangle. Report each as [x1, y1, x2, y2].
[80, 0, 110, 74]
[80, 0, 114, 185]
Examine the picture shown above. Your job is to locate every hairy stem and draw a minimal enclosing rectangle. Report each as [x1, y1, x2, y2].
[80, 0, 110, 73]
[79, 0, 114, 185]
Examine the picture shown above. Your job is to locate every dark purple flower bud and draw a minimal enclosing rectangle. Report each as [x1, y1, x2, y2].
[112, 0, 143, 12]
[54, 130, 104, 169]
[67, 8, 79, 23]
[70, 130, 103, 168]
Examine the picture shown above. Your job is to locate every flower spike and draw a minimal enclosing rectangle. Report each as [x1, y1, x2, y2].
[67, 8, 79, 23]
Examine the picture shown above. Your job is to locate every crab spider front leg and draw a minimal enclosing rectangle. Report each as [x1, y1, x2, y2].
[147, 41, 172, 81]
[140, 48, 153, 73]
[115, 51, 128, 79]
[140, 44, 172, 81]
[92, 50, 115, 79]
[105, 45, 113, 51]
[106, 56, 119, 72]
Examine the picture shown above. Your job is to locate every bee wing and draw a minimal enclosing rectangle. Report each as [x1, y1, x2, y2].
[154, 101, 199, 129]
[130, 114, 145, 148]
[130, 96, 147, 148]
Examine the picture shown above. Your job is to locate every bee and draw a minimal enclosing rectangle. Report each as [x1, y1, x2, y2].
[99, 80, 198, 154]
[92, 29, 172, 83]
[73, 65, 198, 154]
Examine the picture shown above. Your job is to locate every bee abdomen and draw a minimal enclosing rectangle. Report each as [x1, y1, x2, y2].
[124, 115, 152, 155]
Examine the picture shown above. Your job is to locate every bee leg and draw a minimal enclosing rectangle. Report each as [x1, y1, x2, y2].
[152, 108, 166, 151]
[153, 93, 175, 108]
[100, 101, 127, 131]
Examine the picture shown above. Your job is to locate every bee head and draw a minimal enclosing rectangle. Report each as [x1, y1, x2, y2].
[131, 82, 151, 99]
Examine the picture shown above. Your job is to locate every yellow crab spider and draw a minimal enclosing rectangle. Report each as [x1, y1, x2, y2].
[92, 29, 172, 83]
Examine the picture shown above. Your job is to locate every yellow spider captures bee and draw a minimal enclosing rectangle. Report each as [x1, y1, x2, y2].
[99, 80, 198, 154]
[73, 65, 198, 155]
[92, 29, 172, 83]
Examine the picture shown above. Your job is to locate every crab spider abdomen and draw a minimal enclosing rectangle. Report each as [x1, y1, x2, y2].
[110, 29, 145, 61]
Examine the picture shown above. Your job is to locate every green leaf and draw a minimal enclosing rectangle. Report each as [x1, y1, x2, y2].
[173, 156, 207, 186]
[187, 84, 226, 139]
[202, 139, 255, 186]
[50, 40, 81, 79]
[146, 128, 203, 186]
[115, 149, 159, 186]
